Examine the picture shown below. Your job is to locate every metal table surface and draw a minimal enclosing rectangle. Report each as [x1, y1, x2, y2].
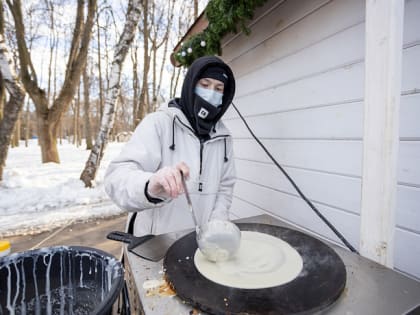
[124, 215, 420, 315]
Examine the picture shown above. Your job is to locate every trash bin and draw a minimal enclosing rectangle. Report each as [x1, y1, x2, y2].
[0, 246, 124, 315]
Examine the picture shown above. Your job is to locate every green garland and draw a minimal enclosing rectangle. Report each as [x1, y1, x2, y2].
[175, 0, 268, 67]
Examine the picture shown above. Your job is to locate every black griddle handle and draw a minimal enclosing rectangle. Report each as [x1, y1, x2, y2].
[107, 231, 155, 250]
[107, 231, 135, 243]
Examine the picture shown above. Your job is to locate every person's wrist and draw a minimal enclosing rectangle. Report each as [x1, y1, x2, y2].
[144, 180, 164, 204]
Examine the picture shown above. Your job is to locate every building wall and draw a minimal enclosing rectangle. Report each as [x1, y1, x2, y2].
[221, 0, 420, 279]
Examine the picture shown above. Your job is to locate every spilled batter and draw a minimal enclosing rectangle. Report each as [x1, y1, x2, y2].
[194, 231, 303, 289]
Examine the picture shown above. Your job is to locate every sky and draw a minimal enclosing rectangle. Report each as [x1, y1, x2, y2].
[0, 140, 125, 237]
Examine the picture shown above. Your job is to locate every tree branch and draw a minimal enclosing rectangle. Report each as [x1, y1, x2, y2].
[5, 0, 45, 107]
[64, 0, 84, 84]
[50, 0, 97, 127]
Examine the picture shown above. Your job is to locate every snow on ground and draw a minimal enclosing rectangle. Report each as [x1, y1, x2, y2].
[0, 139, 126, 237]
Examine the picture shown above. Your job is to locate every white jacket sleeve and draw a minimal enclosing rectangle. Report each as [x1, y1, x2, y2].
[210, 136, 236, 221]
[104, 113, 167, 211]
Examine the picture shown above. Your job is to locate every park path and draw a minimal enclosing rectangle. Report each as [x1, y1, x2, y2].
[5, 213, 127, 258]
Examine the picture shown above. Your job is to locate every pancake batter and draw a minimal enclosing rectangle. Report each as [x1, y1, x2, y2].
[194, 231, 303, 289]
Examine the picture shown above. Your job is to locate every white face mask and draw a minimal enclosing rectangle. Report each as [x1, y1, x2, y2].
[195, 86, 224, 107]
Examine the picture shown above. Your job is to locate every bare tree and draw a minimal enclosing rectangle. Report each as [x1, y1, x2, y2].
[156, 0, 175, 106]
[80, 0, 142, 187]
[130, 42, 140, 128]
[11, 113, 20, 147]
[137, 0, 150, 122]
[149, 1, 161, 111]
[6, 0, 97, 163]
[170, 1, 193, 97]
[24, 97, 30, 146]
[73, 86, 81, 146]
[102, 9, 114, 92]
[83, 66, 93, 149]
[0, 74, 4, 122]
[44, 0, 58, 106]
[0, 3, 5, 122]
[95, 7, 104, 126]
[149, 0, 175, 111]
[0, 33, 26, 180]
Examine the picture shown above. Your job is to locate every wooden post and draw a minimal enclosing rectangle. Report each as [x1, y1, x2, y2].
[360, 0, 405, 267]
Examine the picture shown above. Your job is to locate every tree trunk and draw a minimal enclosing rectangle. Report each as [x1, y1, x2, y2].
[24, 97, 29, 147]
[83, 67, 93, 149]
[0, 3, 4, 122]
[80, 0, 142, 187]
[151, 38, 157, 110]
[149, 0, 158, 111]
[155, 0, 175, 108]
[0, 74, 4, 121]
[11, 115, 20, 147]
[138, 0, 150, 121]
[131, 44, 139, 128]
[169, 1, 192, 98]
[170, 66, 184, 98]
[104, 21, 111, 92]
[0, 33, 26, 180]
[46, 0, 57, 106]
[170, 66, 175, 98]
[37, 115, 59, 162]
[59, 121, 62, 145]
[71, 101, 76, 145]
[74, 88, 80, 147]
[77, 85, 82, 147]
[96, 5, 104, 126]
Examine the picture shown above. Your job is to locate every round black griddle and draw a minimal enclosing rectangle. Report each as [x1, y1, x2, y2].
[163, 223, 346, 315]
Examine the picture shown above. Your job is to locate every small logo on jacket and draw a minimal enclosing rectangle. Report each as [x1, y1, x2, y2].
[198, 108, 209, 119]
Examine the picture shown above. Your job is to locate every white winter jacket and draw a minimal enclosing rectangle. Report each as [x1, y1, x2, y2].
[104, 104, 236, 236]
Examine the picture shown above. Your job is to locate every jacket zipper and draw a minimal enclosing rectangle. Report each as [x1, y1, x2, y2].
[197, 135, 229, 192]
[199, 140, 204, 192]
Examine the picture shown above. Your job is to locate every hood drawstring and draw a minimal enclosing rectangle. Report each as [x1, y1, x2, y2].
[224, 138, 228, 162]
[169, 116, 176, 150]
[169, 114, 229, 164]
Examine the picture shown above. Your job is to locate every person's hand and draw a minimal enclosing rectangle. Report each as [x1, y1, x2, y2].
[148, 162, 190, 199]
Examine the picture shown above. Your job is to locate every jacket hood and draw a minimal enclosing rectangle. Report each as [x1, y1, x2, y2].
[170, 56, 236, 135]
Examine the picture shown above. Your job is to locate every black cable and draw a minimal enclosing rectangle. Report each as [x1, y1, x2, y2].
[231, 102, 359, 254]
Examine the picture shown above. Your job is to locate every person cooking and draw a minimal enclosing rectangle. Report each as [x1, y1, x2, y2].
[104, 55, 236, 237]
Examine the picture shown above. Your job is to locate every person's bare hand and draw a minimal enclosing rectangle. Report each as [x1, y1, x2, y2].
[148, 162, 190, 199]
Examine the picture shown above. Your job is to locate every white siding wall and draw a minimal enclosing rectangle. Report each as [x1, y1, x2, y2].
[221, 0, 420, 279]
[394, 0, 420, 279]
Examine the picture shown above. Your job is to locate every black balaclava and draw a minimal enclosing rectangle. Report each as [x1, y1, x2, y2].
[170, 56, 236, 138]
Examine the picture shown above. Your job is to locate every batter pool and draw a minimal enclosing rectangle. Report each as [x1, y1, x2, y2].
[194, 231, 303, 289]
